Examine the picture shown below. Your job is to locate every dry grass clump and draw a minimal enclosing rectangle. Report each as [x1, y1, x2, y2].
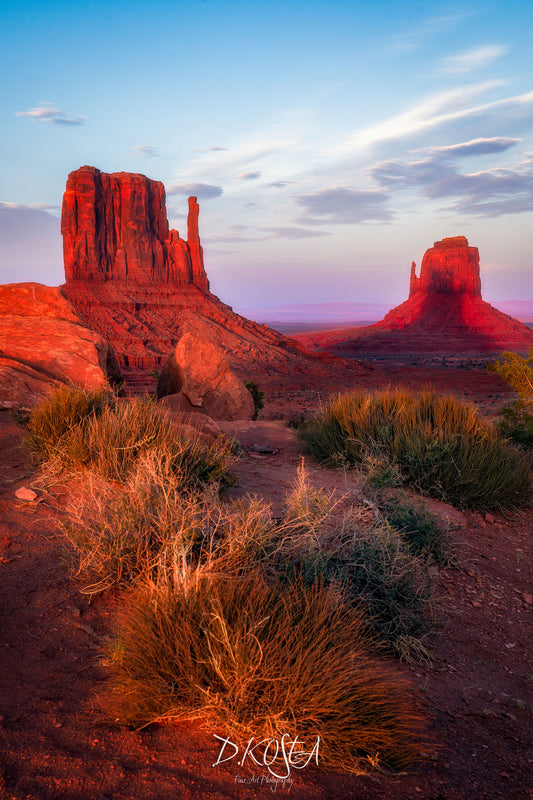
[26, 386, 235, 488]
[380, 498, 453, 567]
[299, 389, 531, 510]
[108, 570, 431, 773]
[54, 418, 437, 772]
[65, 463, 441, 661]
[25, 384, 112, 462]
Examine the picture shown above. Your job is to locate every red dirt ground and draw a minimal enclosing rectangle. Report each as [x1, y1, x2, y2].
[0, 362, 532, 800]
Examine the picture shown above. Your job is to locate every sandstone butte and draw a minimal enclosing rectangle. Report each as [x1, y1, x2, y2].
[1, 165, 342, 403]
[59, 165, 340, 393]
[294, 236, 533, 355]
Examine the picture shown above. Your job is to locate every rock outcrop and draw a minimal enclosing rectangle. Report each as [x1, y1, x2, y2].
[157, 333, 255, 421]
[294, 237, 533, 355]
[0, 283, 121, 408]
[60, 165, 336, 393]
[62, 165, 209, 291]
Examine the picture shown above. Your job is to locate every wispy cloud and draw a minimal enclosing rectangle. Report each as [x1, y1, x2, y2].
[132, 145, 160, 157]
[371, 138, 533, 217]
[389, 12, 470, 54]
[237, 170, 261, 180]
[0, 201, 59, 211]
[15, 103, 85, 126]
[294, 186, 392, 224]
[196, 146, 228, 152]
[336, 82, 511, 153]
[268, 180, 295, 188]
[166, 182, 223, 199]
[441, 45, 507, 74]
[415, 137, 520, 159]
[264, 226, 330, 239]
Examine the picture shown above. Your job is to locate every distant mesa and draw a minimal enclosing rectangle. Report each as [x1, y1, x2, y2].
[294, 236, 533, 355]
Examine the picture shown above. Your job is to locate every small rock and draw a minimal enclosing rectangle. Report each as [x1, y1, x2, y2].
[250, 444, 279, 454]
[523, 593, 533, 606]
[15, 487, 37, 502]
[485, 513, 495, 524]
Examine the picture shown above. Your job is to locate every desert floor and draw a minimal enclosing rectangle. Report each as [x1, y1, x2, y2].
[0, 359, 532, 800]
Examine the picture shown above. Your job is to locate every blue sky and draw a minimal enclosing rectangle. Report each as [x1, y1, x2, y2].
[1, 0, 532, 310]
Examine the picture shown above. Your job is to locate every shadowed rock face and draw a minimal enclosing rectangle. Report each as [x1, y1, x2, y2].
[293, 236, 533, 355]
[61, 165, 209, 291]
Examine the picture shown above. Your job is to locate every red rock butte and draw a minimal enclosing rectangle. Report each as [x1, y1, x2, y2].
[295, 236, 533, 355]
[60, 166, 336, 392]
[62, 166, 208, 291]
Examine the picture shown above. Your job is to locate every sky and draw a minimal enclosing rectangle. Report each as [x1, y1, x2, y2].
[1, 0, 532, 313]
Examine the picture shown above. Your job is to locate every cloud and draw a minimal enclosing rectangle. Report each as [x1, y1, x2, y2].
[132, 145, 159, 157]
[236, 171, 261, 180]
[166, 182, 223, 199]
[416, 137, 520, 160]
[441, 45, 507, 74]
[0, 201, 59, 212]
[268, 181, 295, 188]
[205, 234, 267, 243]
[336, 84, 533, 153]
[371, 139, 533, 218]
[389, 12, 470, 54]
[294, 186, 392, 224]
[264, 226, 330, 239]
[196, 146, 228, 152]
[15, 103, 85, 126]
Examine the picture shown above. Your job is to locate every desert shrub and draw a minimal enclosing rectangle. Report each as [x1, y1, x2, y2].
[497, 401, 533, 450]
[362, 453, 403, 489]
[28, 389, 235, 488]
[63, 463, 439, 660]
[25, 384, 113, 461]
[61, 453, 206, 593]
[244, 380, 264, 420]
[487, 348, 533, 399]
[487, 350, 533, 453]
[299, 389, 530, 510]
[279, 521, 437, 662]
[108, 570, 430, 772]
[380, 499, 451, 566]
[73, 398, 235, 485]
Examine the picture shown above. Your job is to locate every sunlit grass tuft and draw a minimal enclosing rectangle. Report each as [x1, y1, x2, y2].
[108, 570, 432, 773]
[299, 389, 531, 510]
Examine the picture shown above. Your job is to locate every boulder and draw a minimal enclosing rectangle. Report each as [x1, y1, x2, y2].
[159, 402, 226, 444]
[0, 282, 120, 408]
[157, 333, 255, 420]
